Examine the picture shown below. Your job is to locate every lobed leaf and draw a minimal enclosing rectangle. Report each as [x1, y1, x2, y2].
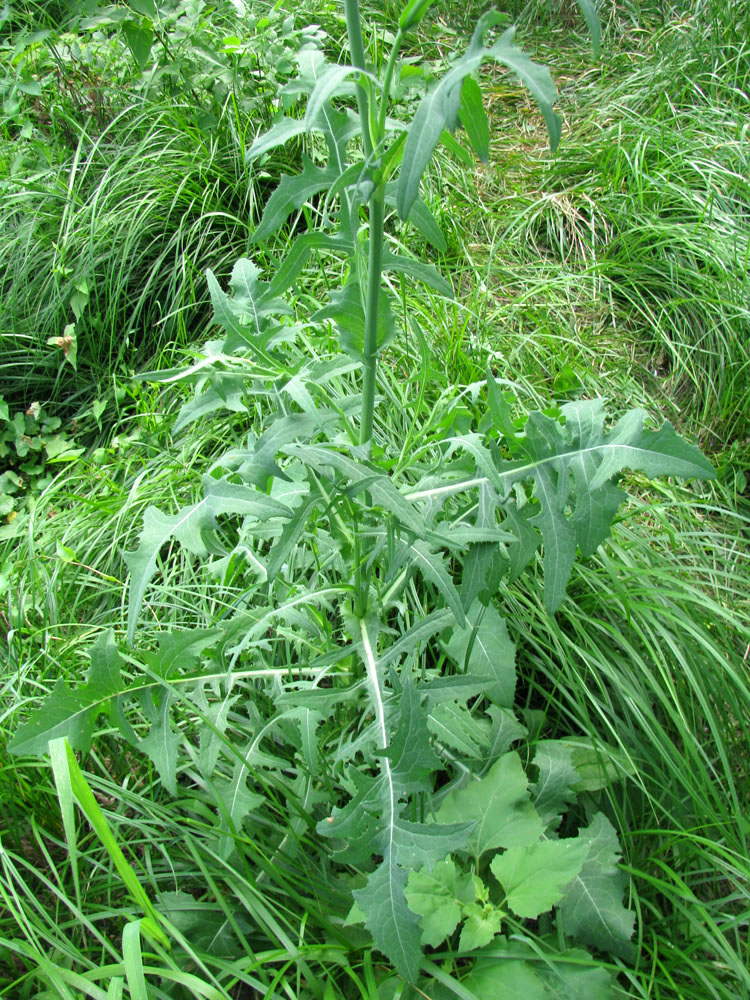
[252, 158, 340, 242]
[436, 752, 543, 861]
[444, 599, 515, 706]
[124, 478, 292, 644]
[557, 813, 635, 958]
[490, 839, 589, 919]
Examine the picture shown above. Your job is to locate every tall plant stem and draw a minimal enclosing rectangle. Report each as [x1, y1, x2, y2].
[360, 186, 385, 447]
[344, 0, 374, 159]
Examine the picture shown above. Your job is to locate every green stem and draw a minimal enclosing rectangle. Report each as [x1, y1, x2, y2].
[377, 29, 404, 140]
[360, 185, 385, 448]
[344, 0, 374, 159]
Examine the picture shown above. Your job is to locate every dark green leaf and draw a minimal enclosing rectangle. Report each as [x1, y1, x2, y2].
[459, 76, 489, 162]
[122, 19, 153, 69]
[444, 600, 515, 707]
[558, 813, 635, 958]
[8, 631, 124, 756]
[575, 0, 601, 57]
[253, 158, 340, 242]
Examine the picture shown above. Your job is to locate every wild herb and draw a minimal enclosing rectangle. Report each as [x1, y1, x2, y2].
[10, 1, 717, 993]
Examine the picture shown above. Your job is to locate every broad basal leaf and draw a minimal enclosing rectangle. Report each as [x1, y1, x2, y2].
[490, 838, 589, 919]
[457, 956, 549, 1000]
[354, 855, 421, 984]
[320, 638, 473, 981]
[444, 599, 515, 706]
[427, 702, 491, 759]
[530, 739, 581, 829]
[557, 812, 635, 958]
[493, 399, 715, 611]
[538, 951, 617, 1000]
[436, 752, 543, 861]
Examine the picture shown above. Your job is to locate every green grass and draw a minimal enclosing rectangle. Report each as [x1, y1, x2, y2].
[2, 1, 750, 998]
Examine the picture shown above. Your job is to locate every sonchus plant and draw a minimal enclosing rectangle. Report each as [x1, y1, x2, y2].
[11, 1, 715, 995]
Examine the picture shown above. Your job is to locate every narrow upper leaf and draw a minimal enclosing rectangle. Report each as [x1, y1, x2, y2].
[398, 16, 560, 218]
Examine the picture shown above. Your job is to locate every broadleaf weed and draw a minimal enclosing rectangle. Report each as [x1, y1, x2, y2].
[5, 3, 734, 998]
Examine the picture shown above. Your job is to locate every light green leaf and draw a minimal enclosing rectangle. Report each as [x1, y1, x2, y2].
[382, 249, 452, 296]
[312, 277, 397, 362]
[444, 599, 515, 706]
[281, 443, 425, 535]
[531, 739, 580, 828]
[558, 813, 635, 958]
[304, 63, 357, 128]
[398, 16, 559, 219]
[459, 957, 549, 1000]
[405, 857, 474, 947]
[380, 608, 455, 669]
[398, 538, 465, 627]
[173, 374, 248, 434]
[458, 901, 503, 951]
[246, 116, 307, 162]
[140, 628, 220, 679]
[436, 752, 543, 860]
[490, 838, 589, 919]
[266, 232, 351, 297]
[494, 400, 715, 611]
[384, 185, 447, 250]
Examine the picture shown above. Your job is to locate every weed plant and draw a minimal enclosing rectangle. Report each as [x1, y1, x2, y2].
[1, 2, 749, 999]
